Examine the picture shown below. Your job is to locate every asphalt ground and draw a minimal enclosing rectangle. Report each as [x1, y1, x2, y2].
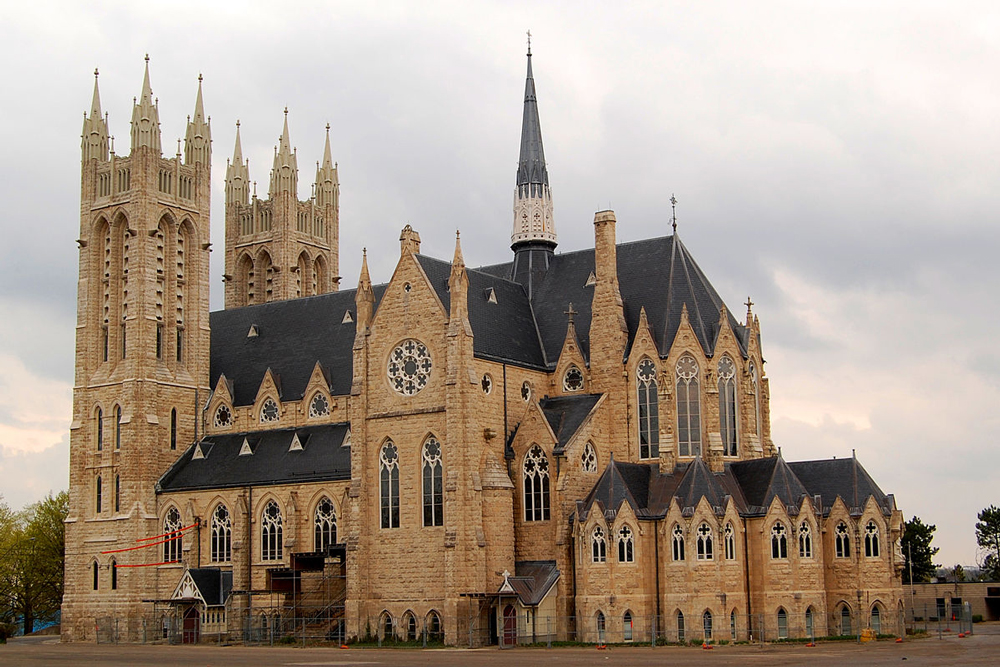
[3, 625, 998, 666]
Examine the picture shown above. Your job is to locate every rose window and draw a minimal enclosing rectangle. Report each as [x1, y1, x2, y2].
[214, 404, 232, 428]
[387, 339, 432, 396]
[309, 393, 330, 418]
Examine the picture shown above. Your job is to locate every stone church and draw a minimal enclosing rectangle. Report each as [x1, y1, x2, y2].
[62, 50, 905, 645]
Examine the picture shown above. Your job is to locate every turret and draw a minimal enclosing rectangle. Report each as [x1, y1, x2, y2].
[130, 55, 161, 154]
[269, 108, 298, 197]
[184, 74, 211, 166]
[81, 69, 108, 162]
[314, 123, 339, 208]
[509, 44, 556, 298]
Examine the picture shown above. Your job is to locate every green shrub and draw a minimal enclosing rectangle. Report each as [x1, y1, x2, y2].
[973, 614, 983, 623]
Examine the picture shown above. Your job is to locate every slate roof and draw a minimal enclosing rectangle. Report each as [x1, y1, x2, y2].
[517, 52, 548, 190]
[209, 232, 748, 407]
[788, 457, 894, 516]
[187, 568, 233, 607]
[157, 423, 351, 492]
[578, 455, 890, 521]
[209, 287, 386, 407]
[505, 561, 559, 606]
[538, 394, 602, 455]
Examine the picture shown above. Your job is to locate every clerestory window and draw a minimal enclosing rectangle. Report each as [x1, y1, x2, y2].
[676, 355, 701, 457]
[637, 358, 659, 458]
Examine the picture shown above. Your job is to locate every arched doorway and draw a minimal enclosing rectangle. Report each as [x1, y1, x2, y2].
[502, 605, 517, 647]
[182, 606, 200, 644]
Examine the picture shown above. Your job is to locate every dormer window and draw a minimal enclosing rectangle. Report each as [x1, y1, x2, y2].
[309, 393, 330, 418]
[213, 404, 232, 428]
[260, 398, 279, 423]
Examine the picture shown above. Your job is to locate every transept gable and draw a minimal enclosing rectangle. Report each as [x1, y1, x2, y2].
[552, 308, 590, 394]
[624, 307, 658, 367]
[370, 248, 449, 334]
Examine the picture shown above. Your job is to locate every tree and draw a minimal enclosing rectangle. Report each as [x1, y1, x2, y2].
[975, 505, 1000, 581]
[901, 516, 939, 584]
[0, 492, 68, 635]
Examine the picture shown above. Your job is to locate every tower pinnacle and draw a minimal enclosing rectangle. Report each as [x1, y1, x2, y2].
[130, 55, 161, 153]
[225, 120, 250, 205]
[184, 73, 211, 165]
[82, 68, 109, 161]
[269, 108, 298, 197]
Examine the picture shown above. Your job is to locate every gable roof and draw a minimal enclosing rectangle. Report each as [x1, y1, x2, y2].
[580, 459, 653, 520]
[538, 393, 602, 455]
[157, 423, 351, 492]
[728, 455, 810, 515]
[787, 457, 893, 516]
[504, 561, 559, 607]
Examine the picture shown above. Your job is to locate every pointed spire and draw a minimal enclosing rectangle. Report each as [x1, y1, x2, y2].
[452, 230, 465, 269]
[269, 107, 298, 197]
[359, 248, 371, 290]
[355, 248, 375, 332]
[185, 73, 211, 166]
[82, 68, 109, 161]
[315, 122, 338, 206]
[517, 46, 548, 190]
[130, 54, 162, 153]
[225, 120, 250, 206]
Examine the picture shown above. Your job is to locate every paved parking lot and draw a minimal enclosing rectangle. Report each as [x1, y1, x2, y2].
[3, 626, 999, 667]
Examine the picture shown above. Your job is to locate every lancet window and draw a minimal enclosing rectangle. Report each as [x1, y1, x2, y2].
[315, 497, 337, 551]
[771, 521, 788, 559]
[676, 354, 701, 456]
[422, 437, 444, 527]
[799, 521, 813, 558]
[864, 520, 881, 558]
[724, 522, 736, 560]
[718, 356, 737, 456]
[380, 441, 400, 529]
[163, 506, 182, 563]
[592, 526, 607, 563]
[672, 524, 686, 561]
[835, 522, 851, 558]
[618, 525, 634, 563]
[523, 445, 550, 521]
[211, 503, 232, 562]
[581, 441, 597, 472]
[697, 522, 714, 560]
[261, 500, 283, 561]
[637, 358, 659, 458]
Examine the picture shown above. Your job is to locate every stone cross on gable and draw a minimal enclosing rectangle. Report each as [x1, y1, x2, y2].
[564, 302, 577, 325]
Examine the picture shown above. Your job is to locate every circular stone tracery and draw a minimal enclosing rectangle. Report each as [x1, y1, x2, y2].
[387, 339, 432, 396]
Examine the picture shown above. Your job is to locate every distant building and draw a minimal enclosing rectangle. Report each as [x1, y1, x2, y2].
[62, 50, 904, 644]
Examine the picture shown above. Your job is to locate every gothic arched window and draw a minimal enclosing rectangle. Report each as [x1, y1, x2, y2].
[380, 441, 400, 529]
[422, 437, 444, 527]
[672, 524, 686, 561]
[777, 607, 788, 639]
[115, 405, 122, 450]
[771, 521, 788, 559]
[96, 407, 104, 451]
[163, 506, 182, 563]
[261, 500, 283, 561]
[211, 504, 232, 562]
[114, 474, 120, 513]
[696, 522, 714, 560]
[717, 356, 737, 456]
[703, 610, 713, 640]
[95, 475, 102, 513]
[260, 398, 279, 423]
[835, 522, 851, 558]
[799, 521, 813, 558]
[840, 605, 852, 636]
[676, 610, 685, 642]
[871, 605, 882, 634]
[724, 522, 736, 560]
[618, 525, 634, 563]
[309, 393, 330, 418]
[110, 558, 117, 590]
[214, 404, 232, 428]
[865, 520, 881, 558]
[592, 526, 607, 563]
[315, 497, 337, 551]
[581, 441, 597, 473]
[92, 560, 99, 591]
[637, 358, 659, 459]
[623, 610, 633, 642]
[523, 445, 550, 522]
[676, 354, 701, 457]
[169, 408, 177, 450]
[563, 365, 584, 392]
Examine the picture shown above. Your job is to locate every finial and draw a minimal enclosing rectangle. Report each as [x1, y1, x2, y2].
[176, 138, 181, 155]
[564, 302, 577, 325]
[670, 194, 678, 233]
[284, 106, 288, 116]
[198, 72, 203, 82]
[94, 68, 99, 79]
[456, 229, 461, 240]
[145, 53, 149, 63]
[236, 119, 240, 128]
[326, 122, 330, 132]
[745, 296, 754, 320]
[362, 247, 367, 257]
[526, 29, 532, 55]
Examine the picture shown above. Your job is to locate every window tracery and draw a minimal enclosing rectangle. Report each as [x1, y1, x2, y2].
[163, 506, 182, 563]
[672, 524, 685, 561]
[718, 356, 737, 456]
[581, 441, 597, 473]
[799, 521, 813, 558]
[96, 407, 103, 451]
[309, 393, 330, 418]
[676, 354, 701, 456]
[724, 522, 736, 560]
[211, 504, 232, 562]
[260, 398, 279, 423]
[95, 475, 102, 513]
[315, 497, 337, 551]
[261, 500, 283, 561]
[481, 374, 493, 394]
[771, 521, 788, 559]
[214, 404, 232, 428]
[637, 358, 659, 458]
[387, 339, 432, 396]
[618, 525, 634, 562]
[521, 381, 531, 402]
[703, 610, 713, 640]
[380, 441, 400, 529]
[591, 526, 607, 563]
[864, 520, 880, 558]
[422, 437, 443, 527]
[523, 445, 550, 521]
[563, 365, 584, 392]
[836, 522, 851, 558]
[697, 522, 714, 560]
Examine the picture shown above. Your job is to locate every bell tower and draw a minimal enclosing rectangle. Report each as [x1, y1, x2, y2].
[62, 58, 213, 641]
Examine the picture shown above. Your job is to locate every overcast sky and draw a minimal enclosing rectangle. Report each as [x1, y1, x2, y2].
[1, 1, 997, 568]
